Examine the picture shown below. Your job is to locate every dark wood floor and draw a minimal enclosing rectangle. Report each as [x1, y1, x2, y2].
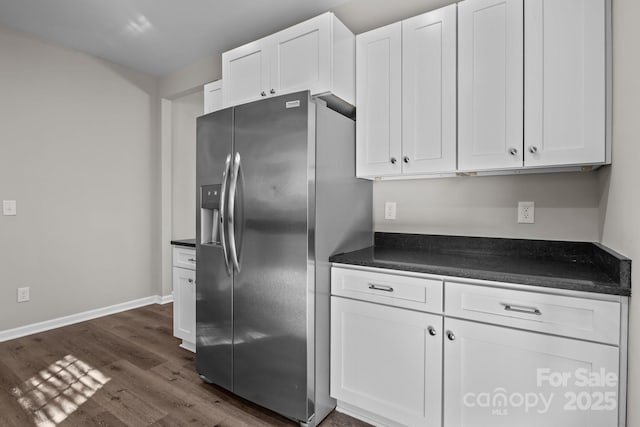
[0, 304, 370, 427]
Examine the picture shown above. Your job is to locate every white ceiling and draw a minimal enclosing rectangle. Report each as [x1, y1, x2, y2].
[0, 0, 352, 76]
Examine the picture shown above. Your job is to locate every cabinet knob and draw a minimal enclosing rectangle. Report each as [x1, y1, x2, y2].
[403, 156, 410, 163]
[270, 88, 276, 94]
[188, 278, 194, 284]
[260, 91, 267, 97]
[529, 145, 538, 154]
[428, 326, 437, 336]
[446, 331, 455, 341]
[390, 157, 397, 165]
[508, 147, 518, 156]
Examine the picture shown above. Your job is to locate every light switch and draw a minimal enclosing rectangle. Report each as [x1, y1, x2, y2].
[3, 200, 16, 216]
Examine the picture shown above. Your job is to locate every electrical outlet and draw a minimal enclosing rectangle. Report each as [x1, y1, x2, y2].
[384, 202, 397, 220]
[518, 201, 535, 224]
[17, 287, 30, 303]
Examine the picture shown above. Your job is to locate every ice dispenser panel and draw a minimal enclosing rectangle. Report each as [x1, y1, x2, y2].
[201, 184, 222, 245]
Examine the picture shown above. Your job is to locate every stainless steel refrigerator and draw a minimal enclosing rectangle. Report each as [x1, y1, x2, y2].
[195, 91, 372, 426]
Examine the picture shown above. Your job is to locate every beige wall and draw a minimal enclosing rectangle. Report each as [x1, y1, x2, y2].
[0, 25, 160, 330]
[600, 0, 640, 425]
[171, 91, 203, 240]
[159, 55, 219, 100]
[375, 172, 602, 241]
[158, 57, 212, 297]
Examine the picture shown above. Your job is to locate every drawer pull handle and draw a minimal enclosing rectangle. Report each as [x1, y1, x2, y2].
[368, 284, 394, 292]
[501, 303, 541, 316]
[428, 326, 437, 336]
[188, 258, 196, 262]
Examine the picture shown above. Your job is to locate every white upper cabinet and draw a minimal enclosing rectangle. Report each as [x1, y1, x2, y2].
[223, 40, 270, 107]
[270, 14, 331, 98]
[524, 0, 607, 167]
[355, 23, 402, 178]
[355, 0, 609, 178]
[458, 0, 524, 172]
[459, 0, 608, 173]
[203, 80, 223, 114]
[222, 13, 354, 108]
[356, 5, 457, 179]
[402, 4, 457, 175]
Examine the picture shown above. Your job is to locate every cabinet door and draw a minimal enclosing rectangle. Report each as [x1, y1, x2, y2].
[458, 0, 523, 171]
[173, 267, 196, 347]
[222, 40, 270, 107]
[204, 80, 223, 114]
[331, 297, 442, 427]
[444, 318, 619, 427]
[525, 0, 606, 167]
[402, 4, 457, 174]
[355, 23, 402, 178]
[270, 13, 331, 98]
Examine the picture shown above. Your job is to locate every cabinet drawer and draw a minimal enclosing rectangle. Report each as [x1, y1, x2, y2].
[172, 247, 196, 270]
[445, 282, 620, 345]
[331, 267, 443, 313]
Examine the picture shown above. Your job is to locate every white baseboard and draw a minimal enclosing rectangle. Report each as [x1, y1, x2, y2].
[0, 294, 174, 343]
[179, 341, 196, 353]
[335, 401, 403, 427]
[156, 294, 174, 305]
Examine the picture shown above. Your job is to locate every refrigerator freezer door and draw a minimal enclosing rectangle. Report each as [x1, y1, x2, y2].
[196, 108, 234, 391]
[231, 92, 312, 422]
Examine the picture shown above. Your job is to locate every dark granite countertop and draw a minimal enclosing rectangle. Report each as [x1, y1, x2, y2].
[171, 238, 196, 248]
[329, 233, 631, 296]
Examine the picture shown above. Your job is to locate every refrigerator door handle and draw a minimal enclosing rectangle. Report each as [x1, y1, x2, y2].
[219, 153, 232, 275]
[228, 152, 241, 272]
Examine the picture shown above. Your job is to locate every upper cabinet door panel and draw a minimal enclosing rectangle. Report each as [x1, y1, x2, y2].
[204, 80, 223, 114]
[525, 0, 606, 167]
[355, 23, 402, 178]
[271, 14, 331, 97]
[458, 0, 523, 171]
[222, 41, 269, 107]
[402, 4, 457, 175]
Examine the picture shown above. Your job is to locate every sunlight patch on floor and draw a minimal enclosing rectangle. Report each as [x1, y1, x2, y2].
[10, 354, 111, 427]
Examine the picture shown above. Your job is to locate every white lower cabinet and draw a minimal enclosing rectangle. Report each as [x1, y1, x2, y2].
[443, 318, 619, 427]
[330, 266, 625, 427]
[172, 247, 196, 352]
[331, 296, 443, 427]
